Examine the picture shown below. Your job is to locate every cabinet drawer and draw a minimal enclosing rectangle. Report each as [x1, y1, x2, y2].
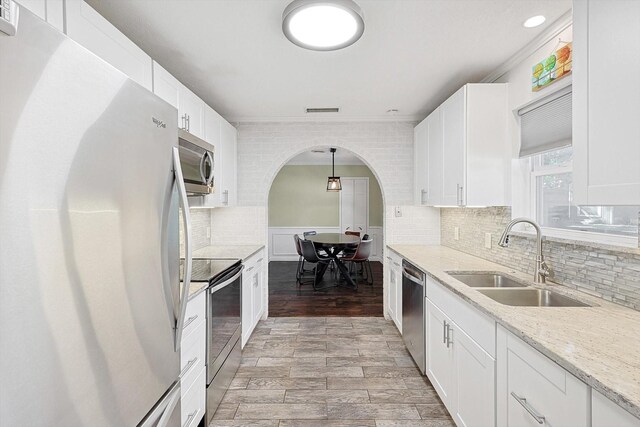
[505, 332, 589, 427]
[184, 291, 205, 339]
[426, 277, 495, 356]
[181, 366, 206, 427]
[180, 320, 206, 390]
[592, 390, 640, 427]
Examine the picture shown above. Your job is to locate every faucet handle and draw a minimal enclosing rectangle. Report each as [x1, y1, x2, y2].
[539, 260, 552, 278]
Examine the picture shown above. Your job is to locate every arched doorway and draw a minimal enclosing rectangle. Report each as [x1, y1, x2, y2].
[266, 147, 386, 317]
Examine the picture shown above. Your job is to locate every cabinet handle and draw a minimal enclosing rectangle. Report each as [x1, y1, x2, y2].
[182, 409, 200, 427]
[186, 114, 190, 132]
[511, 392, 545, 424]
[446, 324, 453, 348]
[183, 314, 198, 329]
[456, 183, 465, 206]
[257, 258, 264, 263]
[223, 189, 229, 205]
[421, 189, 428, 204]
[179, 357, 198, 379]
[245, 266, 254, 272]
[443, 320, 447, 344]
[181, 114, 187, 130]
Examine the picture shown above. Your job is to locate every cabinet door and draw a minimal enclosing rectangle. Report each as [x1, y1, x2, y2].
[152, 61, 179, 110]
[177, 83, 204, 139]
[426, 108, 443, 205]
[426, 299, 455, 409]
[453, 325, 495, 427]
[16, 0, 63, 31]
[252, 259, 265, 328]
[220, 121, 238, 206]
[65, 0, 152, 90]
[440, 87, 466, 206]
[592, 390, 639, 427]
[573, 0, 640, 205]
[505, 333, 588, 427]
[414, 120, 429, 205]
[387, 257, 396, 320]
[241, 269, 253, 348]
[203, 106, 223, 207]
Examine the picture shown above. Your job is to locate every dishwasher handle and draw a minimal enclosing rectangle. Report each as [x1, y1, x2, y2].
[402, 264, 425, 286]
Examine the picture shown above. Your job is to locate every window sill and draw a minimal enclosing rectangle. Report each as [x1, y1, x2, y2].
[509, 228, 640, 254]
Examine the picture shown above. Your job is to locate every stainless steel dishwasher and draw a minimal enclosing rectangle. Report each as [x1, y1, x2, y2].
[402, 259, 426, 374]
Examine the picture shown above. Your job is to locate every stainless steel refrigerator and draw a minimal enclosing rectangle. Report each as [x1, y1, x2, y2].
[0, 7, 193, 426]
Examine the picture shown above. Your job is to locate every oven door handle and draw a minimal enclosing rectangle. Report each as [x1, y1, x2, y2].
[210, 266, 244, 294]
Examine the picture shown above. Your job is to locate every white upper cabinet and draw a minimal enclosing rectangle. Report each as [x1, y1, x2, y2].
[177, 83, 205, 140]
[414, 119, 429, 205]
[220, 120, 238, 207]
[414, 83, 508, 207]
[441, 87, 466, 206]
[15, 0, 63, 31]
[573, 0, 640, 205]
[152, 61, 179, 110]
[65, 0, 152, 90]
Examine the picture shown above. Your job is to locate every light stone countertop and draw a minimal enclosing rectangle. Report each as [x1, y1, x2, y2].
[192, 244, 264, 261]
[388, 244, 640, 419]
[188, 281, 208, 300]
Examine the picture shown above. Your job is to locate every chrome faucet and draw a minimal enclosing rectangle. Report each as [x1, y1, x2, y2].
[498, 218, 550, 283]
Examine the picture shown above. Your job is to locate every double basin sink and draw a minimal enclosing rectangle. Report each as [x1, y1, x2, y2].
[449, 273, 590, 307]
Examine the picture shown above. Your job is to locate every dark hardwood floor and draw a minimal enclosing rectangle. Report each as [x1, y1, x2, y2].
[268, 261, 384, 317]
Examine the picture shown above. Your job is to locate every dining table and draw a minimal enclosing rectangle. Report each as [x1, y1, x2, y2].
[306, 233, 360, 289]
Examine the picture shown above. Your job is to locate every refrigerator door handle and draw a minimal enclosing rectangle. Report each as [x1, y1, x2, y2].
[156, 385, 181, 427]
[173, 147, 192, 351]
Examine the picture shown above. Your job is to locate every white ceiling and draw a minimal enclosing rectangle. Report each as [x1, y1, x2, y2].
[87, 0, 572, 122]
[287, 149, 365, 166]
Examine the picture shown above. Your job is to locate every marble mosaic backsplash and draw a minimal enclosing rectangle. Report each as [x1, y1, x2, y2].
[441, 207, 640, 311]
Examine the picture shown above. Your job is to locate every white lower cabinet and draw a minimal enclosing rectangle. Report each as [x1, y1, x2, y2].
[242, 249, 265, 347]
[496, 325, 589, 427]
[179, 291, 206, 427]
[426, 297, 495, 427]
[452, 323, 495, 427]
[426, 299, 455, 406]
[592, 390, 640, 427]
[386, 250, 402, 332]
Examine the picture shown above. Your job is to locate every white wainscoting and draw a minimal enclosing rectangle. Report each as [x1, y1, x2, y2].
[268, 226, 384, 262]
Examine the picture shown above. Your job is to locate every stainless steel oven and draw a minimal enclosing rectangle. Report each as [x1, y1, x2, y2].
[178, 129, 215, 195]
[402, 259, 426, 374]
[198, 260, 243, 426]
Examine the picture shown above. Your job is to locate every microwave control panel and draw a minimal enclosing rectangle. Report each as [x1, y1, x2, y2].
[0, 0, 18, 36]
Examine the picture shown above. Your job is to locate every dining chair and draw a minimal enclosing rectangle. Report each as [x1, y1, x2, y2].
[341, 239, 374, 285]
[298, 239, 332, 290]
[342, 230, 361, 258]
[293, 234, 305, 283]
[302, 231, 317, 238]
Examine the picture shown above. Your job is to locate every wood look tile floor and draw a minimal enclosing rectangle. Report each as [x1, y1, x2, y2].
[210, 317, 454, 427]
[268, 262, 384, 317]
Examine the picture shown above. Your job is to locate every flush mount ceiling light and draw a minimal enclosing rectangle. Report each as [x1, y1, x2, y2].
[282, 0, 365, 51]
[327, 148, 342, 191]
[523, 15, 546, 28]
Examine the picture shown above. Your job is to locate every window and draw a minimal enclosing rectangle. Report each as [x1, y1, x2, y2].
[532, 146, 639, 240]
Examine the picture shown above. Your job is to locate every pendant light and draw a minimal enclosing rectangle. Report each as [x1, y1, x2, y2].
[327, 148, 342, 191]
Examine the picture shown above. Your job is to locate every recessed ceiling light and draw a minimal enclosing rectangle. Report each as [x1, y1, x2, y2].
[282, 0, 365, 51]
[523, 15, 546, 28]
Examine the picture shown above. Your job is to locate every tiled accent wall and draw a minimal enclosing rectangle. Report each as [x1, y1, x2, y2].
[441, 207, 640, 311]
[210, 206, 267, 245]
[235, 121, 416, 207]
[179, 208, 212, 254]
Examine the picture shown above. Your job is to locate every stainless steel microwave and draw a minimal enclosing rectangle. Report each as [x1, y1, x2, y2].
[178, 129, 215, 194]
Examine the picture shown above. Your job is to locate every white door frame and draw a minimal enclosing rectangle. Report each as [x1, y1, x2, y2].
[339, 177, 369, 235]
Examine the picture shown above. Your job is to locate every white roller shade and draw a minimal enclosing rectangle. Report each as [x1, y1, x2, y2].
[518, 90, 572, 157]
